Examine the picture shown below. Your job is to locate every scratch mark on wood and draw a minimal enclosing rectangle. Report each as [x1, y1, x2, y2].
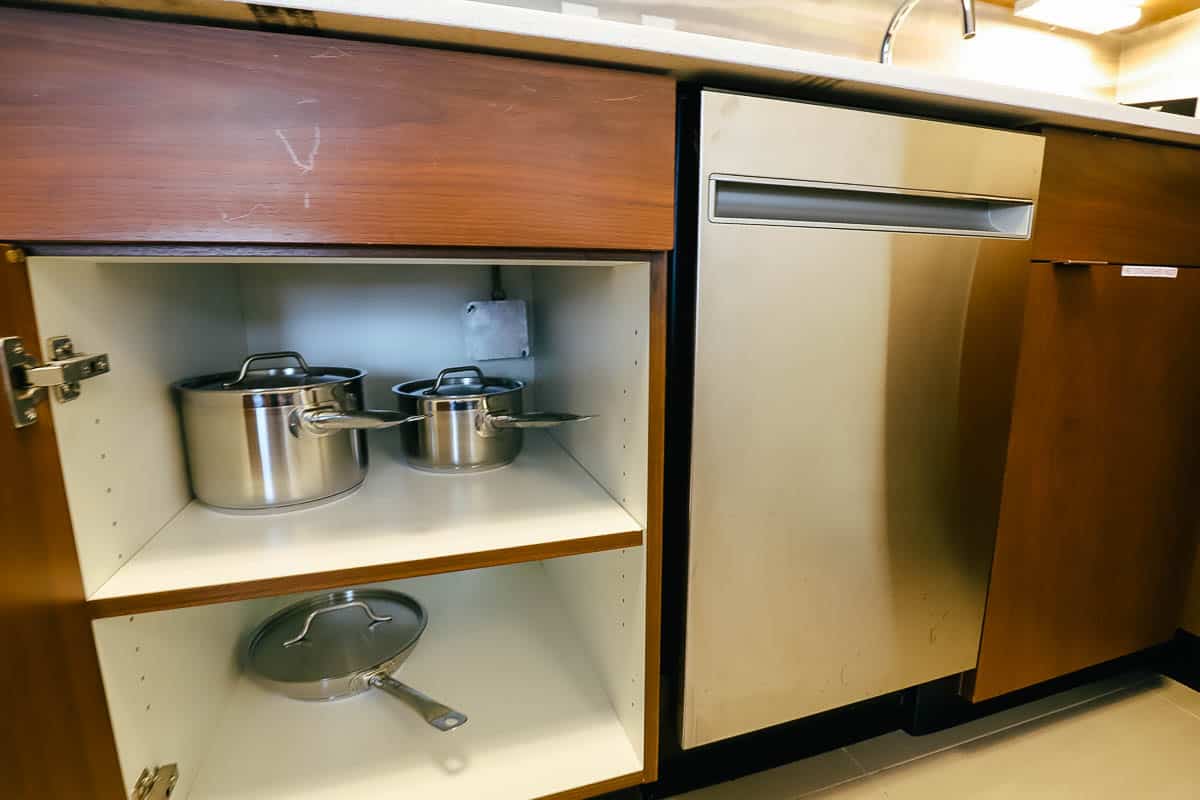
[304, 192, 311, 209]
[929, 609, 951, 644]
[310, 46, 351, 59]
[504, 104, 515, 112]
[519, 84, 537, 93]
[220, 203, 275, 223]
[275, 125, 321, 174]
[296, 98, 318, 105]
[603, 94, 642, 102]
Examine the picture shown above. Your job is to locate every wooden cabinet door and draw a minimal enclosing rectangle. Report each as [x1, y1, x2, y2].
[0, 244, 124, 798]
[970, 263, 1200, 701]
[0, 7, 675, 250]
[1032, 129, 1200, 266]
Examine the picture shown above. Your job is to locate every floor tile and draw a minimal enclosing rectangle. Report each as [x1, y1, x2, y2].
[810, 683, 1200, 799]
[672, 748, 865, 800]
[844, 670, 1153, 774]
[1154, 675, 1200, 720]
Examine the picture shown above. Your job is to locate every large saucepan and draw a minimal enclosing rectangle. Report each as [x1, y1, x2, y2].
[175, 352, 423, 510]
[392, 365, 592, 472]
[245, 589, 467, 731]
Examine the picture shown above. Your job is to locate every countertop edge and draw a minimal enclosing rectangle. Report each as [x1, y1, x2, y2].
[259, 0, 1200, 146]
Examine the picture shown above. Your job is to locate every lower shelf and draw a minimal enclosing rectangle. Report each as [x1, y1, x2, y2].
[186, 564, 643, 800]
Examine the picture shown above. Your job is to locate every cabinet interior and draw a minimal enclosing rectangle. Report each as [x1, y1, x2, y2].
[27, 255, 651, 798]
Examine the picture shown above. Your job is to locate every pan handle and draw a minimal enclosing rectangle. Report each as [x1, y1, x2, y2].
[477, 411, 594, 437]
[282, 600, 393, 647]
[296, 408, 425, 434]
[369, 674, 468, 732]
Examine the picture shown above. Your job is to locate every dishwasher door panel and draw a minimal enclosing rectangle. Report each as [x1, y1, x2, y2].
[682, 92, 1043, 748]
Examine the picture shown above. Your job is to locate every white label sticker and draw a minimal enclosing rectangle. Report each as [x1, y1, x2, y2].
[1121, 265, 1178, 279]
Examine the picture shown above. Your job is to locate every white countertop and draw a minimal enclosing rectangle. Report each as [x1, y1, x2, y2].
[250, 0, 1200, 146]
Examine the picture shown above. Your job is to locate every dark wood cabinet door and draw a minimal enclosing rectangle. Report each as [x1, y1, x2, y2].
[0, 8, 675, 250]
[1032, 129, 1200, 266]
[970, 263, 1200, 701]
[0, 244, 124, 798]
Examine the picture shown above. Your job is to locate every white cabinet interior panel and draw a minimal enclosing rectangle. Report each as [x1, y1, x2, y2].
[29, 259, 247, 597]
[94, 564, 644, 800]
[533, 261, 651, 760]
[533, 262, 650, 526]
[90, 432, 641, 603]
[93, 599, 270, 800]
[237, 261, 536, 409]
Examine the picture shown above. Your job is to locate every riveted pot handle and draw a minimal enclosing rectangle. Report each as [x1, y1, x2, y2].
[477, 411, 594, 438]
[296, 408, 425, 435]
[426, 365, 485, 395]
[369, 674, 468, 732]
[484, 411, 594, 430]
[223, 351, 311, 388]
[282, 600, 392, 647]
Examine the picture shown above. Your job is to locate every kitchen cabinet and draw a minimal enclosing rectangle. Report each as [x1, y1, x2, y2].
[968, 262, 1200, 701]
[0, 7, 674, 250]
[0, 9, 672, 800]
[1031, 129, 1200, 266]
[968, 129, 1200, 702]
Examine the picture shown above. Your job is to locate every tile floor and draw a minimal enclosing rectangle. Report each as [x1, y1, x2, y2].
[674, 672, 1200, 799]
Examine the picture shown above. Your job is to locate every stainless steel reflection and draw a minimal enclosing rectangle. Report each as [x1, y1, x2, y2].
[681, 92, 1045, 748]
[392, 365, 591, 472]
[245, 589, 467, 732]
[175, 352, 422, 511]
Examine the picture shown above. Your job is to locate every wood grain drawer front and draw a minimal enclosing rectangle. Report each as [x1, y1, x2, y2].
[1032, 129, 1200, 266]
[970, 263, 1200, 702]
[0, 8, 675, 250]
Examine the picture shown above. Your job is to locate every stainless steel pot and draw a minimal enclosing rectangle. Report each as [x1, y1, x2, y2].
[391, 365, 592, 472]
[244, 589, 467, 732]
[175, 352, 423, 510]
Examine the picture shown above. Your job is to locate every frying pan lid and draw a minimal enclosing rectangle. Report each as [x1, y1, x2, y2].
[246, 589, 427, 684]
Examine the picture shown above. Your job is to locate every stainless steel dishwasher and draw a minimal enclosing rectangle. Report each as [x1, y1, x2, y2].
[680, 91, 1045, 748]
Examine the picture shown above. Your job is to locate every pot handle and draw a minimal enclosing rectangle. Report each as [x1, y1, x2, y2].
[282, 600, 393, 647]
[297, 408, 425, 434]
[223, 351, 311, 388]
[482, 411, 594, 433]
[369, 674, 468, 732]
[426, 365, 485, 395]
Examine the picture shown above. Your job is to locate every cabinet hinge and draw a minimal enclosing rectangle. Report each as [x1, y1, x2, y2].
[1, 335, 111, 428]
[131, 763, 179, 800]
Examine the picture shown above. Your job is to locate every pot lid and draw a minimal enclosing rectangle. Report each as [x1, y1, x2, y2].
[177, 351, 363, 392]
[247, 590, 426, 683]
[393, 365, 523, 398]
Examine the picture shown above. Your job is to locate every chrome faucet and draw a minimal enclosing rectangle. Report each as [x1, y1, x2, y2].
[880, 0, 976, 65]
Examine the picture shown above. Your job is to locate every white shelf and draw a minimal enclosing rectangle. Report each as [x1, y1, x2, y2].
[89, 432, 642, 613]
[189, 564, 643, 800]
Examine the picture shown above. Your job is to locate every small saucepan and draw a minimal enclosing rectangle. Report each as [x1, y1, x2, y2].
[392, 365, 593, 472]
[244, 589, 467, 732]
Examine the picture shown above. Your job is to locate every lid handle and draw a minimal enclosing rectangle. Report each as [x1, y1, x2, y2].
[282, 600, 392, 647]
[426, 365, 484, 396]
[223, 351, 312, 388]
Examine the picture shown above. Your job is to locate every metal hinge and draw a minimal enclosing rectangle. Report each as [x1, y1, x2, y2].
[1, 335, 111, 428]
[131, 763, 179, 800]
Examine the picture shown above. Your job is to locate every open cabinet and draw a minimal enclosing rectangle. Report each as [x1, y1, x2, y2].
[6, 252, 665, 800]
[0, 9, 673, 797]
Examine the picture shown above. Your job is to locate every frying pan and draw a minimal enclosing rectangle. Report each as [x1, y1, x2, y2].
[244, 588, 467, 732]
